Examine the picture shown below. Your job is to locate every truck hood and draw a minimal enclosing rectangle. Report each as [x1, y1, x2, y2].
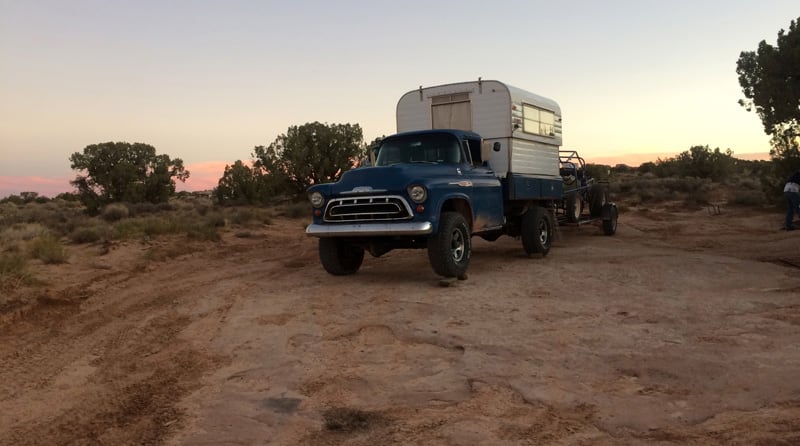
[318, 164, 459, 195]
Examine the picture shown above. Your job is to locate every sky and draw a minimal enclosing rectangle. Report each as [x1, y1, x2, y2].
[1, 0, 798, 197]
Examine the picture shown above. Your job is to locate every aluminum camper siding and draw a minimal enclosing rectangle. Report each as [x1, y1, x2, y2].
[396, 80, 562, 183]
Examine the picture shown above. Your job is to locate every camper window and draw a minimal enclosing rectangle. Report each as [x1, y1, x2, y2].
[522, 104, 555, 137]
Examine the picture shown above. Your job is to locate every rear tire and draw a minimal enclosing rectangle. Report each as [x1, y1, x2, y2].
[319, 238, 364, 275]
[428, 212, 471, 278]
[589, 184, 608, 218]
[521, 206, 553, 256]
[602, 204, 618, 236]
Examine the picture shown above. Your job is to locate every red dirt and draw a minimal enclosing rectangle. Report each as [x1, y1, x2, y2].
[2, 206, 799, 445]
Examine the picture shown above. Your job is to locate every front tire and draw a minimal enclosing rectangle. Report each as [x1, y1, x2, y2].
[521, 206, 553, 256]
[427, 212, 471, 278]
[319, 238, 364, 275]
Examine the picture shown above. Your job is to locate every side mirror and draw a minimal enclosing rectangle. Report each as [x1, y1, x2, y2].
[492, 142, 501, 152]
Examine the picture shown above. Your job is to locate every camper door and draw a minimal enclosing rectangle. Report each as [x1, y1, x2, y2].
[431, 93, 472, 131]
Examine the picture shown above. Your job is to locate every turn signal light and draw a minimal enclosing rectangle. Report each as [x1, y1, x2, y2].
[416, 205, 424, 213]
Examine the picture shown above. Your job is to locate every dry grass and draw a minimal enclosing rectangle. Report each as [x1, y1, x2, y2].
[28, 234, 69, 264]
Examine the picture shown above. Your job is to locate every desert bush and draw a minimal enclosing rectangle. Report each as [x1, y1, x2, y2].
[101, 203, 130, 222]
[731, 176, 761, 190]
[204, 211, 226, 228]
[615, 176, 711, 207]
[156, 202, 175, 212]
[69, 224, 110, 244]
[0, 252, 37, 290]
[126, 202, 158, 216]
[230, 208, 255, 226]
[113, 216, 176, 239]
[730, 190, 766, 206]
[28, 234, 69, 264]
[186, 222, 221, 241]
[1, 223, 49, 244]
[112, 212, 223, 241]
[194, 202, 211, 216]
[1, 200, 87, 237]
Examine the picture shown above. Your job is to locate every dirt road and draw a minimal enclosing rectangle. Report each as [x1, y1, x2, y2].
[1, 205, 799, 445]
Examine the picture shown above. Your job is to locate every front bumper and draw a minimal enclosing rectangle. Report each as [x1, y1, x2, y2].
[306, 222, 433, 238]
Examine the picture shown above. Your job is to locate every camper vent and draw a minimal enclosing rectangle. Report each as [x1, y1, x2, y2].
[431, 92, 470, 105]
[324, 195, 413, 222]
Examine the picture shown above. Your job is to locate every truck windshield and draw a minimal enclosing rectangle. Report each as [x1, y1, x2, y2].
[375, 134, 462, 166]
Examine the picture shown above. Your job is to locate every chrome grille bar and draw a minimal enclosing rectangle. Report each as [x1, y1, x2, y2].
[324, 195, 413, 222]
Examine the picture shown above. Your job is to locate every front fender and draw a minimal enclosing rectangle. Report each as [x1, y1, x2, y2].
[426, 190, 474, 233]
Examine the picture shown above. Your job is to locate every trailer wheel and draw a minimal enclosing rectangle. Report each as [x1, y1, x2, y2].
[319, 238, 364, 275]
[602, 204, 618, 236]
[427, 212, 471, 278]
[589, 184, 608, 218]
[521, 206, 552, 256]
[565, 191, 582, 223]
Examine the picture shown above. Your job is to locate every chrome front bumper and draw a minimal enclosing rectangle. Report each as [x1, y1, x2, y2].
[306, 222, 433, 237]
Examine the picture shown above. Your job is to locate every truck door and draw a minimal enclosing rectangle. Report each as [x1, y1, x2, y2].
[462, 139, 504, 231]
[431, 93, 472, 131]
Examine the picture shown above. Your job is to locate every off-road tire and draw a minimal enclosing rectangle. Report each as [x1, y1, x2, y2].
[427, 212, 471, 278]
[318, 238, 364, 275]
[521, 206, 553, 256]
[566, 191, 582, 223]
[602, 204, 618, 236]
[589, 184, 608, 218]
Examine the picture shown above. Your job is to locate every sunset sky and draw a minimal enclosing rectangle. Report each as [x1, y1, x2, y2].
[1, 1, 797, 197]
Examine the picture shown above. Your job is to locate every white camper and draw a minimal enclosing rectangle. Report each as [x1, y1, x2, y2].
[396, 79, 562, 179]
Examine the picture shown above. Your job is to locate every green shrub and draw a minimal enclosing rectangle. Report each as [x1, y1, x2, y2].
[101, 203, 130, 222]
[28, 234, 69, 264]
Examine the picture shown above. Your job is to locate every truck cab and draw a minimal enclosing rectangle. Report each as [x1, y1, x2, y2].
[307, 129, 504, 277]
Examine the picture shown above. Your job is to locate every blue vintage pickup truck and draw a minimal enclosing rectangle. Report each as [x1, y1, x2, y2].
[306, 80, 617, 278]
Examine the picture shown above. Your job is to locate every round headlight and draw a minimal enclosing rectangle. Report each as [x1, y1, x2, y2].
[309, 191, 324, 208]
[407, 185, 427, 203]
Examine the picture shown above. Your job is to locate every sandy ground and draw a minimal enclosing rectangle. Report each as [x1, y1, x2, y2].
[1, 204, 799, 445]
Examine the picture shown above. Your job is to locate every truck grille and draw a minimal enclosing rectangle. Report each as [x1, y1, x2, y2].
[324, 195, 413, 222]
